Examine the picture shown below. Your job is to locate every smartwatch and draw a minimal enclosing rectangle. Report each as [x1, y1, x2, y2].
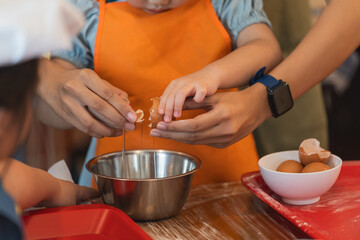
[249, 67, 293, 118]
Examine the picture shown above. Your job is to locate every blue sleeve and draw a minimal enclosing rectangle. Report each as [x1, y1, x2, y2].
[51, 0, 99, 69]
[0, 182, 22, 240]
[211, 0, 271, 48]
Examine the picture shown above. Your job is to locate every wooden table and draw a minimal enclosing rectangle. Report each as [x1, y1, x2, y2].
[138, 182, 310, 239]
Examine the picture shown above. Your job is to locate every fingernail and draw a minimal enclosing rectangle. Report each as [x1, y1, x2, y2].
[174, 111, 181, 118]
[150, 130, 160, 137]
[122, 97, 130, 104]
[157, 123, 167, 130]
[124, 122, 135, 131]
[127, 112, 137, 122]
[164, 116, 171, 122]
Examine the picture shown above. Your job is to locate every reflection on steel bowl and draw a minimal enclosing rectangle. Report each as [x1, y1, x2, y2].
[86, 149, 201, 221]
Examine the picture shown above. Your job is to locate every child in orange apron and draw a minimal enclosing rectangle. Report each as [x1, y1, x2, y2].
[46, 0, 281, 185]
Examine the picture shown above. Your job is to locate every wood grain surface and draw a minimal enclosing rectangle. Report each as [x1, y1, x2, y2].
[138, 182, 311, 239]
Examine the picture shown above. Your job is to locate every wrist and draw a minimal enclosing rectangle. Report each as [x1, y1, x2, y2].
[250, 67, 293, 118]
[248, 83, 273, 122]
[201, 64, 223, 89]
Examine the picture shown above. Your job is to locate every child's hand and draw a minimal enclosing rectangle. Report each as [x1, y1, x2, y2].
[158, 71, 220, 122]
[45, 179, 99, 207]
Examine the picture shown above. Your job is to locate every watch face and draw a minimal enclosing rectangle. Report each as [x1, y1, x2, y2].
[269, 82, 293, 117]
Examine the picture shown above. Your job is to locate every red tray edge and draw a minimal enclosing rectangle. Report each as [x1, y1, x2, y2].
[241, 171, 325, 239]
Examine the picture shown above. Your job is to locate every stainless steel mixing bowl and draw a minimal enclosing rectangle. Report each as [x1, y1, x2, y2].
[86, 149, 201, 221]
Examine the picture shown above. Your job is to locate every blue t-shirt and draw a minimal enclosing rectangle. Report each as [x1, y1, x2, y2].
[53, 0, 271, 69]
[0, 180, 22, 240]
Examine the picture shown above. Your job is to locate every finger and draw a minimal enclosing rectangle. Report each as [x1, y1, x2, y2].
[86, 107, 135, 131]
[156, 107, 223, 133]
[158, 95, 167, 115]
[150, 124, 234, 145]
[68, 81, 129, 128]
[76, 185, 100, 204]
[164, 94, 176, 122]
[82, 74, 137, 123]
[111, 86, 128, 99]
[183, 95, 216, 110]
[151, 119, 247, 146]
[63, 99, 118, 137]
[193, 86, 207, 103]
[173, 91, 187, 118]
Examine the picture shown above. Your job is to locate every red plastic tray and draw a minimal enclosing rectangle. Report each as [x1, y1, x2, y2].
[242, 161, 360, 240]
[22, 204, 152, 240]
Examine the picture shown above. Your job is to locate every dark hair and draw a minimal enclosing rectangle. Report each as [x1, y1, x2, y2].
[0, 59, 39, 118]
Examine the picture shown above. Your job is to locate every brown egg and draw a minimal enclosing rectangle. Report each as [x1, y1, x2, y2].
[149, 97, 164, 128]
[301, 162, 331, 173]
[149, 97, 176, 128]
[277, 160, 304, 173]
[299, 138, 331, 166]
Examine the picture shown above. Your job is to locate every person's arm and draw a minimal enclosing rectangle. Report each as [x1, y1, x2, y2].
[150, 0, 360, 148]
[270, 0, 360, 99]
[0, 158, 99, 210]
[158, 23, 281, 122]
[37, 57, 137, 138]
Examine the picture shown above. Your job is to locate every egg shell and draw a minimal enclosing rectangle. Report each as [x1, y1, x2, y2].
[277, 160, 304, 173]
[299, 138, 331, 165]
[149, 97, 164, 128]
[135, 109, 144, 122]
[149, 97, 175, 128]
[301, 162, 331, 173]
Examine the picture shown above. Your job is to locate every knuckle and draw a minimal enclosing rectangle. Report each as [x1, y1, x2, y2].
[177, 90, 186, 98]
[63, 80, 76, 94]
[187, 132, 199, 144]
[221, 108, 232, 120]
[188, 122, 200, 132]
[90, 101, 104, 112]
[224, 123, 237, 136]
[78, 68, 92, 79]
[161, 132, 170, 139]
[82, 118, 95, 131]
[166, 123, 176, 131]
[102, 88, 114, 101]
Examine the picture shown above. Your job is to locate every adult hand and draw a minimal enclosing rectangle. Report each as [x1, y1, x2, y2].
[37, 58, 138, 138]
[150, 84, 272, 148]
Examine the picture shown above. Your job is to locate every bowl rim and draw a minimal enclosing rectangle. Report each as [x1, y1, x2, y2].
[258, 150, 343, 176]
[85, 149, 202, 181]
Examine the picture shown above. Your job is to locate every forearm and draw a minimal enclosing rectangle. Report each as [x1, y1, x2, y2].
[203, 23, 282, 89]
[270, 0, 360, 99]
[1, 159, 61, 209]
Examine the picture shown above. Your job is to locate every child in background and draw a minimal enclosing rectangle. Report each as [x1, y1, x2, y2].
[37, 0, 281, 185]
[0, 1, 98, 239]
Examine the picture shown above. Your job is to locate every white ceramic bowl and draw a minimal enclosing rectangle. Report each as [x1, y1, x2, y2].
[259, 150, 342, 205]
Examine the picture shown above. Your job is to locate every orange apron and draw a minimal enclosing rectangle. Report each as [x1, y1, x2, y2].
[94, 0, 259, 185]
